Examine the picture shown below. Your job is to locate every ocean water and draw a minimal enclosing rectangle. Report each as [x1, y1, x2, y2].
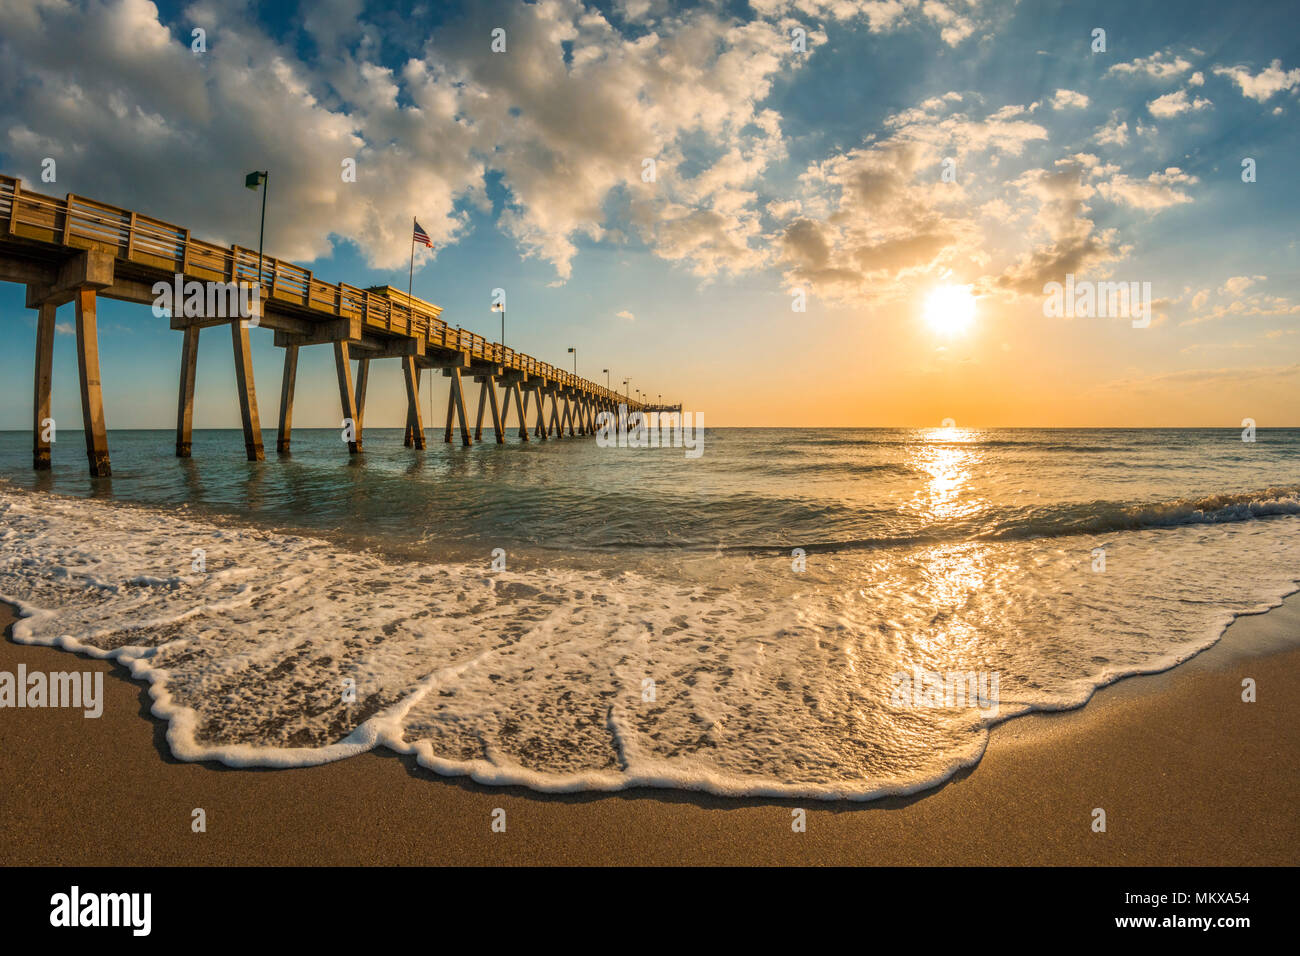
[1, 426, 1298, 799]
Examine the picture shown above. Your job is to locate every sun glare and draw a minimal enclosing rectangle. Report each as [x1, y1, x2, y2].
[923, 284, 977, 336]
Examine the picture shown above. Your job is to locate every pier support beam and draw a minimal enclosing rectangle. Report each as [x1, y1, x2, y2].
[276, 344, 298, 455]
[443, 366, 472, 446]
[354, 356, 370, 447]
[503, 380, 528, 442]
[473, 376, 505, 444]
[486, 378, 504, 444]
[25, 250, 116, 475]
[403, 357, 425, 449]
[473, 378, 488, 442]
[32, 301, 56, 470]
[531, 386, 548, 440]
[175, 326, 200, 457]
[548, 389, 562, 437]
[75, 289, 112, 477]
[230, 319, 265, 462]
[334, 341, 362, 454]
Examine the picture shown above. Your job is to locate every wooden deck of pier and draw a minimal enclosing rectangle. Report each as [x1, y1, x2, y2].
[0, 175, 668, 475]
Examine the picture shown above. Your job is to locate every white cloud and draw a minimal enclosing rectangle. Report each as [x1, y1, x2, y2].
[1219, 275, 1266, 296]
[1179, 276, 1299, 326]
[990, 164, 1125, 297]
[766, 199, 802, 219]
[1051, 89, 1089, 110]
[1147, 89, 1212, 118]
[780, 101, 1048, 303]
[1213, 60, 1300, 102]
[921, 1, 977, 46]
[1107, 51, 1193, 80]
[1094, 167, 1198, 211]
[1093, 113, 1129, 146]
[753, 0, 987, 46]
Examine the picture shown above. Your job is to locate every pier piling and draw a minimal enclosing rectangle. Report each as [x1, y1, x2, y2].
[175, 326, 199, 458]
[75, 288, 112, 476]
[230, 318, 265, 462]
[276, 344, 298, 455]
[32, 300, 55, 470]
[334, 342, 362, 455]
[402, 357, 425, 449]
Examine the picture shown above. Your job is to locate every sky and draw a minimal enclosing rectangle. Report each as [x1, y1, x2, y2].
[0, 0, 1297, 428]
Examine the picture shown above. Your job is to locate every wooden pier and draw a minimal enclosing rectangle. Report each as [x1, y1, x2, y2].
[0, 175, 662, 475]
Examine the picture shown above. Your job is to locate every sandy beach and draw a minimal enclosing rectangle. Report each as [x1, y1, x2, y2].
[2, 594, 1297, 866]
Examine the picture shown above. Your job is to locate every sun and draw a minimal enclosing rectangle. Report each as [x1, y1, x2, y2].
[923, 284, 977, 336]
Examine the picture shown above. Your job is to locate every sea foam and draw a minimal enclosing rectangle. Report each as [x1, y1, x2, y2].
[1, 485, 1297, 800]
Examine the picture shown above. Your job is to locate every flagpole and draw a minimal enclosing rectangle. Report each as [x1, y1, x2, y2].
[410, 218, 431, 433]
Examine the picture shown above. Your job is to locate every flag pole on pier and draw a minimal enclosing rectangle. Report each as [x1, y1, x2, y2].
[409, 217, 419, 425]
[408, 216, 416, 303]
[410, 218, 434, 423]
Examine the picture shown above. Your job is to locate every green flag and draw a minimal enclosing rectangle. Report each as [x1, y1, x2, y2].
[245, 171, 266, 190]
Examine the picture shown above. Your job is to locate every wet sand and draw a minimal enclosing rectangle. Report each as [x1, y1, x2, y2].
[1, 596, 1297, 865]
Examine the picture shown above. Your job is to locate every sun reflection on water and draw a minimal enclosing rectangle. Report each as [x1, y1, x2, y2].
[898, 430, 1000, 658]
[909, 428, 984, 524]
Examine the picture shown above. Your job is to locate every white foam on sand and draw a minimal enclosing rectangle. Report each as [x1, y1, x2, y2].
[2, 485, 1297, 800]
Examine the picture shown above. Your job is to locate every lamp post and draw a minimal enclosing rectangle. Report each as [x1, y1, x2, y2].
[603, 368, 610, 392]
[243, 170, 269, 289]
[567, 347, 576, 376]
[623, 378, 630, 403]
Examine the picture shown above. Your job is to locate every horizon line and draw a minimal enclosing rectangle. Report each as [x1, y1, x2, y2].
[2, 424, 1295, 432]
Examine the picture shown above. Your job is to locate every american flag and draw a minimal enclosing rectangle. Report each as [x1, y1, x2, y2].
[413, 221, 433, 248]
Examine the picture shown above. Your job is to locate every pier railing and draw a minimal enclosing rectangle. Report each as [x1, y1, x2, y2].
[0, 174, 626, 403]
